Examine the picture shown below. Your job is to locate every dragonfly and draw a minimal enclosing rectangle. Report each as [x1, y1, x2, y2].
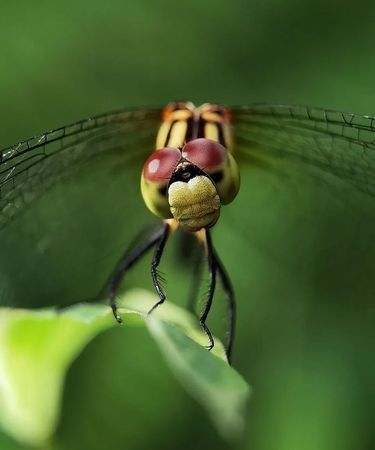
[1, 101, 375, 364]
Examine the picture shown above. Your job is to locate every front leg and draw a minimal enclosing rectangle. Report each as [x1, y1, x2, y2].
[199, 228, 217, 352]
[108, 223, 167, 323]
[148, 222, 171, 314]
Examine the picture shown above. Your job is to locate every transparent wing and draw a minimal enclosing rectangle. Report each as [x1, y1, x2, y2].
[232, 104, 375, 198]
[0, 107, 161, 228]
[0, 107, 162, 308]
[213, 104, 375, 340]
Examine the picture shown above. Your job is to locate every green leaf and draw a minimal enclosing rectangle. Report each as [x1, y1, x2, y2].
[147, 319, 250, 440]
[0, 304, 113, 447]
[0, 289, 250, 447]
[122, 291, 251, 441]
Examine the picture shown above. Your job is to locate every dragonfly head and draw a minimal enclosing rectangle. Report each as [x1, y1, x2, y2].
[167, 159, 221, 232]
[141, 139, 240, 232]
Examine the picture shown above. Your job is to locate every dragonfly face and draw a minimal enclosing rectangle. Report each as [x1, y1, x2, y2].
[141, 103, 240, 232]
[1, 101, 375, 363]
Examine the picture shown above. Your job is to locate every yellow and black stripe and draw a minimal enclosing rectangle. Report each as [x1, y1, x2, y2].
[156, 102, 234, 151]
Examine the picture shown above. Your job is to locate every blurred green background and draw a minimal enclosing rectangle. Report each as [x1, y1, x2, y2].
[0, 0, 374, 449]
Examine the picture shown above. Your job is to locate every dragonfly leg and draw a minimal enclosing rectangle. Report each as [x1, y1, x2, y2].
[213, 249, 236, 364]
[148, 222, 171, 314]
[109, 223, 166, 323]
[199, 228, 216, 352]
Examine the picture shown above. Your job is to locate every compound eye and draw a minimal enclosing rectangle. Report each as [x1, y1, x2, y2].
[142, 148, 181, 183]
[182, 138, 227, 172]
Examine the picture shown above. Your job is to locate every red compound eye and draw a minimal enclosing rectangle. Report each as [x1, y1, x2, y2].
[142, 148, 181, 183]
[182, 138, 227, 171]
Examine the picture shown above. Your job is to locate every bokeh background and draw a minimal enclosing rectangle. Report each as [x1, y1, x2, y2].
[0, 1, 374, 449]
